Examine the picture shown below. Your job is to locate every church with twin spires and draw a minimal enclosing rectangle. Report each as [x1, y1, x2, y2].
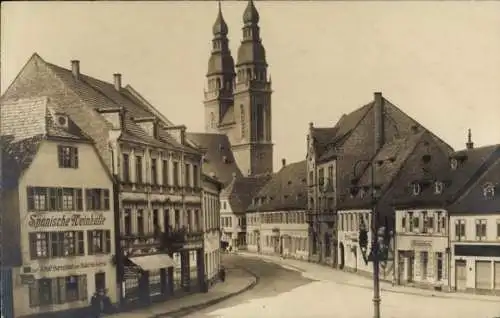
[196, 0, 273, 179]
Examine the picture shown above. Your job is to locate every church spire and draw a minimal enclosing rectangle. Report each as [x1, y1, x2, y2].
[212, 0, 228, 36]
[204, 1, 235, 133]
[466, 128, 474, 149]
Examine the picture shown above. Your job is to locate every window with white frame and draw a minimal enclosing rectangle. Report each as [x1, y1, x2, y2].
[475, 219, 487, 240]
[483, 183, 495, 199]
[454, 219, 466, 241]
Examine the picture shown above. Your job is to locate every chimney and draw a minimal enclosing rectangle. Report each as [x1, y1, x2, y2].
[374, 92, 385, 153]
[113, 73, 122, 91]
[282, 158, 286, 168]
[466, 128, 474, 150]
[180, 126, 186, 145]
[71, 60, 80, 79]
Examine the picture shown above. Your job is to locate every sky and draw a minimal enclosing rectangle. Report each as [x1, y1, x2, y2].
[2, 1, 500, 170]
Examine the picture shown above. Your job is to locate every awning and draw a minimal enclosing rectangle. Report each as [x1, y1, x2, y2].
[129, 254, 176, 270]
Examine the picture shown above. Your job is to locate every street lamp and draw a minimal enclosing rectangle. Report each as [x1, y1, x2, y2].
[349, 158, 393, 318]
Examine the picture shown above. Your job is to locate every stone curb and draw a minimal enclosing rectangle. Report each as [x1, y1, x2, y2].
[239, 253, 500, 304]
[150, 267, 259, 318]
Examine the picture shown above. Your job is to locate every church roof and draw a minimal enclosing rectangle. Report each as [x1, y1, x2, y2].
[186, 132, 242, 186]
[248, 160, 307, 212]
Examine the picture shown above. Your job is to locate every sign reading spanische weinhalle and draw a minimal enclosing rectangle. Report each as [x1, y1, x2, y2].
[28, 213, 106, 229]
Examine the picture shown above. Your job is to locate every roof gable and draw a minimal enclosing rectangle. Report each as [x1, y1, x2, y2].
[222, 175, 271, 213]
[447, 145, 500, 214]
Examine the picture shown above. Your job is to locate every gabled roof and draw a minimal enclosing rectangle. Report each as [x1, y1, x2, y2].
[221, 175, 271, 213]
[312, 103, 372, 162]
[338, 128, 455, 210]
[1, 97, 90, 142]
[0, 97, 95, 186]
[448, 152, 500, 214]
[248, 160, 307, 212]
[186, 132, 242, 186]
[42, 60, 196, 154]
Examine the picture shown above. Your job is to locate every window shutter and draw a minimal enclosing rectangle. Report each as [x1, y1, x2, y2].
[72, 147, 79, 168]
[58, 277, 66, 304]
[51, 278, 60, 304]
[78, 275, 88, 301]
[29, 280, 40, 307]
[106, 230, 111, 253]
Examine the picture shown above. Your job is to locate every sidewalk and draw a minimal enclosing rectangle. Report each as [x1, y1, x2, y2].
[238, 252, 500, 303]
[109, 267, 257, 318]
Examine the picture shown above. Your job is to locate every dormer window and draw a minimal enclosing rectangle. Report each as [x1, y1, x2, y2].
[412, 183, 421, 196]
[434, 181, 444, 194]
[450, 158, 458, 170]
[483, 182, 495, 199]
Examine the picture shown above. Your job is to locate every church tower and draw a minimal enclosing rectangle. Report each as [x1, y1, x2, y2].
[232, 0, 273, 176]
[204, 2, 236, 133]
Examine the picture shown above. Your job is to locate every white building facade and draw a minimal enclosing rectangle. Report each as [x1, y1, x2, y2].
[394, 208, 450, 290]
[449, 213, 500, 294]
[202, 174, 222, 287]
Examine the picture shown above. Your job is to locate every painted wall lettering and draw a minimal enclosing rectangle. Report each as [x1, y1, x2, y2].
[28, 214, 106, 229]
[32, 261, 108, 273]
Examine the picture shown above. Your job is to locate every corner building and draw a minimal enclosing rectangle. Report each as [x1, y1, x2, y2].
[1, 53, 206, 309]
[1, 97, 116, 317]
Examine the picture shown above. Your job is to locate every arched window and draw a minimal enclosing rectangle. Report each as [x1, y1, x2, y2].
[240, 105, 246, 138]
[216, 78, 221, 89]
[210, 112, 215, 129]
[246, 69, 252, 80]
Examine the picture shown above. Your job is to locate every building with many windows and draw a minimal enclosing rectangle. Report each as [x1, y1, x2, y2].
[220, 174, 270, 250]
[246, 160, 309, 260]
[337, 122, 452, 280]
[201, 174, 223, 287]
[392, 139, 500, 292]
[448, 146, 500, 295]
[2, 54, 207, 307]
[0, 97, 117, 317]
[307, 92, 452, 271]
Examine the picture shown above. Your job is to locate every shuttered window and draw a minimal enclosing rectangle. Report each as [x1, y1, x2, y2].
[475, 261, 492, 290]
[494, 262, 500, 290]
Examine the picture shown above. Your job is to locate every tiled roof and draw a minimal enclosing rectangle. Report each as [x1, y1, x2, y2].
[448, 152, 500, 214]
[248, 160, 307, 212]
[0, 96, 92, 183]
[44, 60, 196, 154]
[222, 175, 271, 213]
[338, 129, 455, 210]
[186, 132, 242, 186]
[313, 103, 372, 162]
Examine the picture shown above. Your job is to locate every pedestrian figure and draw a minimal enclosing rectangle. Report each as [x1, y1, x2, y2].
[89, 292, 101, 318]
[219, 266, 226, 282]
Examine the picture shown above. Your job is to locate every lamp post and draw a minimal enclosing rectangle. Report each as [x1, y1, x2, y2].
[350, 159, 389, 318]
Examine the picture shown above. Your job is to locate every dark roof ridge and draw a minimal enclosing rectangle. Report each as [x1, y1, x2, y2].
[448, 145, 500, 206]
[383, 96, 453, 153]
